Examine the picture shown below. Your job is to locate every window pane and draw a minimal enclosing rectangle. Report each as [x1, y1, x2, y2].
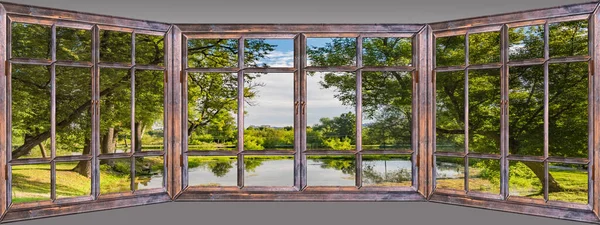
[548, 163, 588, 204]
[307, 72, 356, 151]
[549, 62, 588, 158]
[11, 164, 51, 203]
[11, 22, 51, 59]
[436, 35, 465, 67]
[307, 38, 356, 67]
[435, 71, 465, 153]
[188, 39, 238, 68]
[187, 156, 237, 187]
[56, 161, 91, 199]
[509, 25, 544, 60]
[468, 158, 499, 194]
[509, 65, 544, 156]
[362, 71, 412, 151]
[135, 34, 165, 66]
[244, 73, 294, 151]
[135, 70, 164, 152]
[100, 158, 132, 194]
[244, 156, 294, 186]
[508, 161, 544, 200]
[56, 66, 92, 156]
[435, 156, 464, 191]
[134, 156, 164, 190]
[187, 72, 237, 151]
[362, 155, 412, 187]
[307, 155, 355, 186]
[100, 69, 131, 154]
[549, 20, 588, 58]
[468, 31, 500, 65]
[362, 37, 412, 66]
[11, 65, 51, 159]
[468, 69, 500, 154]
[57, 27, 92, 62]
[100, 30, 132, 63]
[244, 39, 294, 68]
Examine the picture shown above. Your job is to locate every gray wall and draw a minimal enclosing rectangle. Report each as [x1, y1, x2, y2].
[4, 0, 592, 224]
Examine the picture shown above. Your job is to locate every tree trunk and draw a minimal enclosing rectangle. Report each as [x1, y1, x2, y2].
[522, 161, 563, 192]
[134, 122, 145, 152]
[100, 128, 115, 165]
[12, 71, 130, 159]
[38, 143, 47, 158]
[72, 138, 91, 178]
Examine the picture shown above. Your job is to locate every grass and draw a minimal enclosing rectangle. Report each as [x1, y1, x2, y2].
[436, 161, 588, 204]
[11, 158, 164, 204]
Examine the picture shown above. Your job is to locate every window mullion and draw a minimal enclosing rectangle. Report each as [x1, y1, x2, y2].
[130, 31, 136, 193]
[300, 33, 307, 190]
[543, 21, 550, 202]
[91, 25, 100, 199]
[50, 24, 57, 201]
[500, 24, 509, 200]
[464, 32, 470, 194]
[237, 37, 245, 189]
[355, 36, 363, 189]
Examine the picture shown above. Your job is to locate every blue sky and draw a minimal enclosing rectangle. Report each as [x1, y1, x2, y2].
[244, 39, 353, 128]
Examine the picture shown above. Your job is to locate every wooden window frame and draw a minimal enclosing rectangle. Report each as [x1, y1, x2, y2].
[0, 1, 597, 223]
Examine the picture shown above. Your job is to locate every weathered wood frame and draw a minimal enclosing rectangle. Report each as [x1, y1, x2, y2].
[0, 1, 598, 223]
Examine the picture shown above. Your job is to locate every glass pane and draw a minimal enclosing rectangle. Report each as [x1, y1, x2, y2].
[548, 163, 588, 204]
[244, 156, 294, 186]
[135, 70, 164, 152]
[362, 37, 412, 66]
[187, 39, 238, 68]
[436, 35, 465, 67]
[435, 71, 465, 153]
[307, 38, 356, 67]
[307, 155, 355, 186]
[468, 158, 499, 194]
[244, 73, 294, 151]
[435, 156, 464, 191]
[100, 30, 132, 63]
[509, 65, 544, 156]
[57, 27, 92, 62]
[187, 73, 237, 151]
[468, 31, 500, 65]
[244, 39, 294, 68]
[508, 161, 544, 200]
[549, 62, 588, 158]
[56, 161, 91, 199]
[468, 69, 500, 154]
[549, 20, 588, 58]
[11, 164, 51, 203]
[56, 66, 92, 156]
[100, 69, 131, 154]
[134, 156, 164, 190]
[362, 71, 412, 151]
[509, 25, 544, 60]
[100, 158, 132, 194]
[11, 22, 51, 59]
[11, 65, 51, 159]
[135, 34, 165, 66]
[187, 156, 237, 187]
[362, 155, 412, 187]
[306, 72, 356, 151]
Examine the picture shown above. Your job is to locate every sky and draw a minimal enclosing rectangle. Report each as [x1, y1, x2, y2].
[243, 38, 354, 128]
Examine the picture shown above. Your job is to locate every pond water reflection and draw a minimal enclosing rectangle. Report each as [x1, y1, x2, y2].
[181, 157, 465, 187]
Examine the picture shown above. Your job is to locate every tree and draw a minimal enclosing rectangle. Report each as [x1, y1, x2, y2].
[307, 20, 590, 193]
[186, 39, 275, 147]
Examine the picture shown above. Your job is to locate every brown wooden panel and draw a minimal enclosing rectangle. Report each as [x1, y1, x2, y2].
[2, 2, 170, 32]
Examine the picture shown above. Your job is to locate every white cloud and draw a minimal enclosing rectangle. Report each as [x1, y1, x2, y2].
[243, 72, 352, 128]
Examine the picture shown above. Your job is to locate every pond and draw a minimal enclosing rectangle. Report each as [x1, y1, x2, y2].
[177, 157, 466, 187]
